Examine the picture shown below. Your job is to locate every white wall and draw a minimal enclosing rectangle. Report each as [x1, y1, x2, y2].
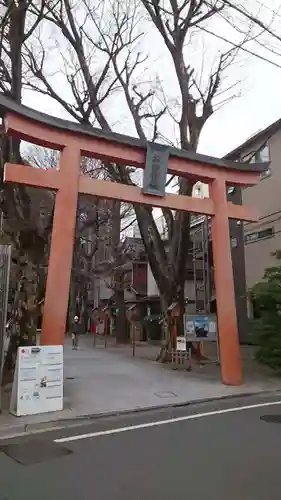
[93, 278, 113, 307]
[192, 182, 209, 198]
[93, 277, 135, 307]
[147, 264, 199, 306]
[147, 264, 159, 296]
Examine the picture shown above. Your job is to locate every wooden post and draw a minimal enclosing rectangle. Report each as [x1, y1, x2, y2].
[104, 315, 108, 348]
[172, 318, 177, 349]
[132, 323, 136, 357]
[93, 321, 97, 347]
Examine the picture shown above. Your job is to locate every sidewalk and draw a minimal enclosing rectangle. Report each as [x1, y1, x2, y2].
[0, 336, 280, 438]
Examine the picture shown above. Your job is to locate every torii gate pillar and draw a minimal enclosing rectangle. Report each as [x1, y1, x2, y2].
[42, 143, 81, 347]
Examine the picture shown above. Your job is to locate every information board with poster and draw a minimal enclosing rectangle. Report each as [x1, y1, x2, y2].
[184, 314, 217, 343]
[10, 345, 63, 417]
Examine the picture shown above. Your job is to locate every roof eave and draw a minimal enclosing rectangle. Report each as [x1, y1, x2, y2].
[0, 93, 268, 174]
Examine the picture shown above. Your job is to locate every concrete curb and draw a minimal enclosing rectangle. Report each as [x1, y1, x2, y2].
[1, 389, 281, 440]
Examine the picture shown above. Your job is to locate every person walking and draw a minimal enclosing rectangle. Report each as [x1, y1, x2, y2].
[71, 315, 80, 350]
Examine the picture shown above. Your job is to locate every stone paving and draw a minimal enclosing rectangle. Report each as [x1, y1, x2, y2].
[0, 335, 280, 438]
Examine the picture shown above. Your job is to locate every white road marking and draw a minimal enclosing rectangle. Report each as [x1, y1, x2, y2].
[54, 400, 281, 443]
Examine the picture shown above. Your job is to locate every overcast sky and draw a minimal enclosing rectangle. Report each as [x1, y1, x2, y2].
[22, 0, 281, 159]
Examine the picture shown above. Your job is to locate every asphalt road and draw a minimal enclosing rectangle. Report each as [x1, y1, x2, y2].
[1, 393, 281, 500]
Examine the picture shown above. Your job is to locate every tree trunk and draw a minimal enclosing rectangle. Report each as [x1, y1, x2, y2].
[115, 288, 129, 344]
[81, 282, 89, 333]
[178, 282, 185, 337]
[155, 292, 172, 362]
[110, 201, 129, 343]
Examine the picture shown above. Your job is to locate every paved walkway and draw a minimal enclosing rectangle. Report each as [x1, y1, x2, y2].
[0, 336, 280, 437]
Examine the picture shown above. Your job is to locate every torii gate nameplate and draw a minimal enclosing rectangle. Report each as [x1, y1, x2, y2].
[142, 143, 169, 197]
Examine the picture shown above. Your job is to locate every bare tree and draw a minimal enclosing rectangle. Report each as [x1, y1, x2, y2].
[0, 0, 48, 236]
[0, 1, 51, 383]
[220, 0, 281, 44]
[19, 0, 246, 355]
[212, 0, 281, 63]
[26, 144, 136, 341]
[25, 145, 107, 331]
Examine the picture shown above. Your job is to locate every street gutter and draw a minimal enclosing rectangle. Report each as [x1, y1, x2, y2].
[0, 389, 280, 441]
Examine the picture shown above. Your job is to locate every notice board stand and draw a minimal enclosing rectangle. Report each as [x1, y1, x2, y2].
[10, 345, 63, 417]
[184, 313, 220, 365]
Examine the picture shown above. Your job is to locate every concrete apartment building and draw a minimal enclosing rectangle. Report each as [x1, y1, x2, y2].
[93, 179, 249, 339]
[225, 119, 281, 300]
[93, 182, 209, 311]
[144, 179, 251, 341]
[146, 182, 209, 310]
[92, 203, 147, 309]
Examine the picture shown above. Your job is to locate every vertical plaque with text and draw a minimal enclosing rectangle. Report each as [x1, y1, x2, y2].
[142, 143, 170, 197]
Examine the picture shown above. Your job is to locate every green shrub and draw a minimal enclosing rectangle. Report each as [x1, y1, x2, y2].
[250, 257, 281, 370]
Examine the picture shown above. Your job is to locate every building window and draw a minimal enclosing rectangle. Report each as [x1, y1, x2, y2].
[241, 152, 255, 164]
[245, 227, 274, 244]
[260, 167, 271, 180]
[258, 144, 270, 162]
[241, 143, 271, 180]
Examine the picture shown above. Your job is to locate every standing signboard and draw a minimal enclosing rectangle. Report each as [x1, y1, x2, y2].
[10, 345, 63, 417]
[184, 314, 217, 342]
[176, 336, 187, 351]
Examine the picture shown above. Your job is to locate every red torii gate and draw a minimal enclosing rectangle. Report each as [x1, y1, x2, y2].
[0, 95, 266, 386]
